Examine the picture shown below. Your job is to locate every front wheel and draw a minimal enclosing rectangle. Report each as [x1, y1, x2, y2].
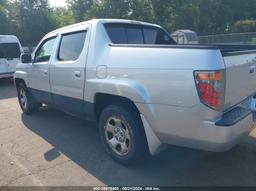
[17, 83, 40, 114]
[99, 103, 148, 165]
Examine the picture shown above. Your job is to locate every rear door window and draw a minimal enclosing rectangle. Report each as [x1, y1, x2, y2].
[58, 31, 87, 61]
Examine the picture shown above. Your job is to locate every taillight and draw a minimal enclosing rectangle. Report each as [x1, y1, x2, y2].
[194, 70, 225, 110]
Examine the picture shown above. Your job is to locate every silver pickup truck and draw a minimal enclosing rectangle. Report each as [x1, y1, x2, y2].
[14, 19, 256, 164]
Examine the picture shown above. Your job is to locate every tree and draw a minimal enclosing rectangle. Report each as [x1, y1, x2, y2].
[195, 0, 256, 35]
[87, 0, 131, 19]
[15, 0, 58, 45]
[150, 0, 175, 31]
[129, 0, 154, 22]
[0, 0, 11, 34]
[51, 7, 75, 27]
[67, 0, 94, 21]
[2, 0, 256, 46]
[168, 0, 200, 32]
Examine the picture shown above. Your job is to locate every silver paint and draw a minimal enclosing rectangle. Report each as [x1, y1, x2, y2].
[15, 19, 256, 155]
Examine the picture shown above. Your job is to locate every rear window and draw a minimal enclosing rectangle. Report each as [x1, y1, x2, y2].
[0, 43, 21, 59]
[58, 31, 87, 61]
[104, 23, 176, 45]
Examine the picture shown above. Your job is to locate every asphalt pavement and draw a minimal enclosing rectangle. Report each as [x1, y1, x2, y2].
[1, 78, 256, 186]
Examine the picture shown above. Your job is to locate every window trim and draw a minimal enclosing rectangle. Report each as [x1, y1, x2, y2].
[34, 36, 57, 63]
[57, 30, 87, 62]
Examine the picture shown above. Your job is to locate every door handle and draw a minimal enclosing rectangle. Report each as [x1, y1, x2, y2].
[43, 70, 48, 75]
[74, 71, 81, 78]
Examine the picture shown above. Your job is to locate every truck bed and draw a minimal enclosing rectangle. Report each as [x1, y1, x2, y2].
[110, 43, 256, 52]
[110, 43, 256, 111]
[201, 44, 256, 55]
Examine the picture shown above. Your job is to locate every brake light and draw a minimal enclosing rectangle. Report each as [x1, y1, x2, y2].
[194, 70, 225, 110]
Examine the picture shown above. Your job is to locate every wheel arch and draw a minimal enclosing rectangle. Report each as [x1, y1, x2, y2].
[92, 92, 166, 156]
[14, 78, 26, 89]
[14, 71, 28, 88]
[94, 93, 140, 119]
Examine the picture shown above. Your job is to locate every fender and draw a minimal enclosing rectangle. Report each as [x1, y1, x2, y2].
[14, 70, 28, 86]
[85, 78, 152, 104]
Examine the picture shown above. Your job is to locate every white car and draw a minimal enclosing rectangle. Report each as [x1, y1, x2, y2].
[0, 35, 23, 79]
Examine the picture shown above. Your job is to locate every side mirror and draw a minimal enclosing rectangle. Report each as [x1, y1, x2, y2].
[21, 53, 32, 64]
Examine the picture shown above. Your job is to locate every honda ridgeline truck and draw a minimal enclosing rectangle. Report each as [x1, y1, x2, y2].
[14, 19, 256, 164]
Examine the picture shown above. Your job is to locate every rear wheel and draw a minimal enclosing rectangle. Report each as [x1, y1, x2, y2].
[99, 103, 148, 165]
[17, 83, 41, 114]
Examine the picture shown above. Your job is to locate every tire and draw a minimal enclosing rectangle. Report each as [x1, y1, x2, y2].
[17, 83, 41, 114]
[99, 103, 149, 165]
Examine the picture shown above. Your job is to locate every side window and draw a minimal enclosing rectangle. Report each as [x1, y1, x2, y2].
[143, 29, 158, 44]
[155, 30, 174, 44]
[126, 27, 144, 44]
[34, 37, 56, 63]
[105, 26, 127, 44]
[58, 31, 86, 61]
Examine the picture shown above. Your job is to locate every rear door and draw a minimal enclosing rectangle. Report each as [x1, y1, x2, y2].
[50, 25, 91, 115]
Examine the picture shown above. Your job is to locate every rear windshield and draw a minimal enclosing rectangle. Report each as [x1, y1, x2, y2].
[0, 43, 21, 59]
[104, 23, 176, 45]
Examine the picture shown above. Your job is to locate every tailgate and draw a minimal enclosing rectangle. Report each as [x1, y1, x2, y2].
[223, 51, 256, 110]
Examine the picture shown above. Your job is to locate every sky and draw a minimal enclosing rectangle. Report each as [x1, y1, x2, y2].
[49, 0, 67, 7]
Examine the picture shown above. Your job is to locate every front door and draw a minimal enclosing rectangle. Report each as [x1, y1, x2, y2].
[28, 36, 57, 104]
[50, 26, 90, 115]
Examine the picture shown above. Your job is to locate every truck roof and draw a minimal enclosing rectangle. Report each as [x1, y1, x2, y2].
[46, 19, 161, 37]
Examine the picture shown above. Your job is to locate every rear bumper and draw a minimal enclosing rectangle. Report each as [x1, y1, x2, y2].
[201, 109, 255, 151]
[160, 111, 255, 152]
[0, 72, 14, 79]
[137, 103, 255, 153]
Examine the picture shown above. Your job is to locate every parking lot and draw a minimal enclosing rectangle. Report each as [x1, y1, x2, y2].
[0, 78, 256, 186]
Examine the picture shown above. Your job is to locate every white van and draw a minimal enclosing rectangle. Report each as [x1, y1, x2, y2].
[0, 35, 23, 79]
